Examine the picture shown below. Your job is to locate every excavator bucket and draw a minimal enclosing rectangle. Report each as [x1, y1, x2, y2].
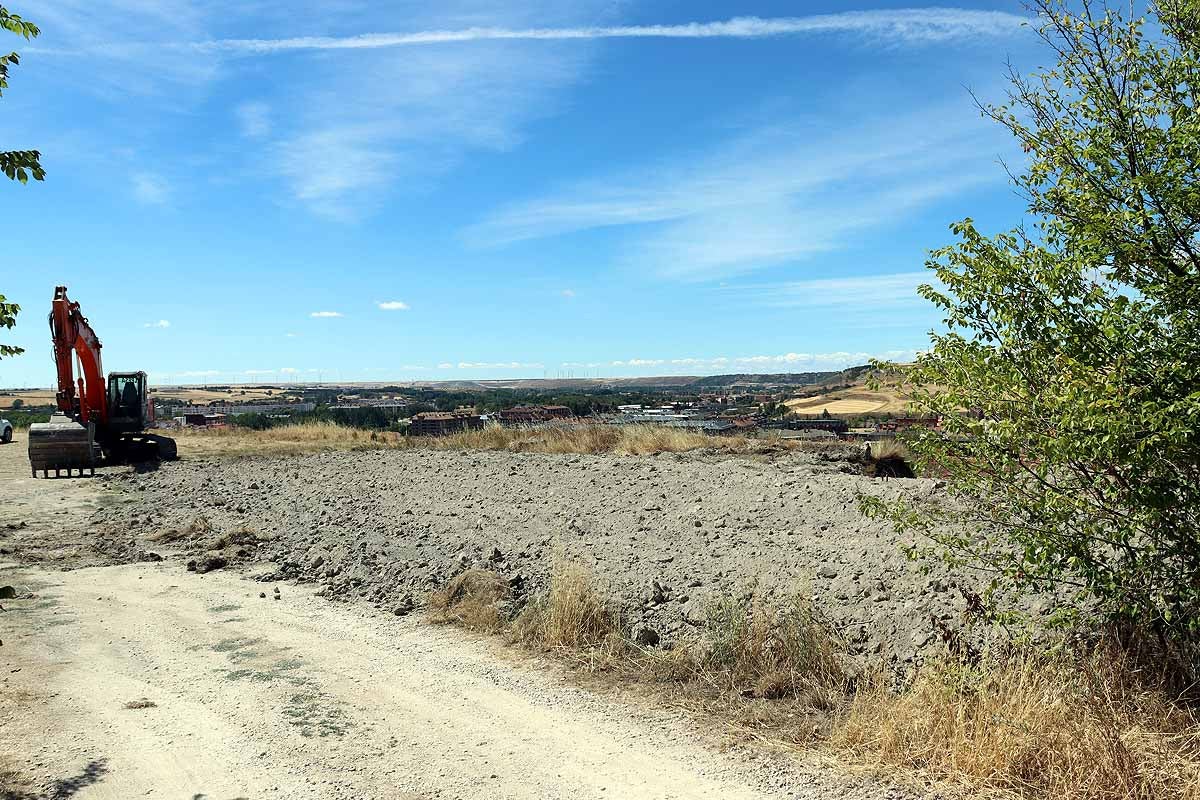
[28, 414, 98, 477]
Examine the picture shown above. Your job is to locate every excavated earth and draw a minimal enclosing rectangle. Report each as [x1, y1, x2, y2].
[59, 445, 1014, 670]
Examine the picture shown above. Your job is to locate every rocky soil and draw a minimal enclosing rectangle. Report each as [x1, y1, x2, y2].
[76, 446, 987, 669]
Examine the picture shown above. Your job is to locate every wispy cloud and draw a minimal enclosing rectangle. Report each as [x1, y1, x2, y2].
[456, 361, 545, 370]
[143, 319, 171, 329]
[469, 99, 1006, 279]
[377, 300, 410, 311]
[434, 361, 545, 370]
[608, 349, 920, 371]
[309, 311, 343, 318]
[197, 11, 1027, 54]
[720, 271, 937, 309]
[560, 289, 577, 299]
[235, 101, 271, 138]
[132, 172, 170, 205]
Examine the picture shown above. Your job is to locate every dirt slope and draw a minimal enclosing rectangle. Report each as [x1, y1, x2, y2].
[84, 447, 974, 668]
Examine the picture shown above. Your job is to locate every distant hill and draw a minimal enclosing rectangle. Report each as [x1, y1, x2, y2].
[400, 370, 864, 392]
[687, 371, 843, 388]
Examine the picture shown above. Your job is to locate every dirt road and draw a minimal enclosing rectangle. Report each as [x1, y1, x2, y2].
[0, 436, 908, 800]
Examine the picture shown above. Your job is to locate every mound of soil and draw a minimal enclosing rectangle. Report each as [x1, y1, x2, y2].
[81, 446, 1004, 669]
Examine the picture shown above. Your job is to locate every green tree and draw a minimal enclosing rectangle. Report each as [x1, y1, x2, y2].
[1, 6, 39, 359]
[864, 1, 1200, 647]
[1, 6, 41, 184]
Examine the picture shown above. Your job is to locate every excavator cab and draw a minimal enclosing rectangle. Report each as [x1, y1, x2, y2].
[106, 372, 151, 432]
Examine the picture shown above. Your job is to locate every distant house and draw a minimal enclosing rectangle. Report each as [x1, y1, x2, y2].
[409, 410, 484, 436]
[877, 417, 940, 433]
[496, 405, 575, 426]
[181, 412, 228, 428]
[787, 417, 850, 436]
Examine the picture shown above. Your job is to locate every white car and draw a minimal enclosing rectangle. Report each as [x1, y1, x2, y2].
[0, 418, 11, 444]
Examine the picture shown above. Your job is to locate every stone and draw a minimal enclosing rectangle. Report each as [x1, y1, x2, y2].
[393, 594, 415, 616]
[632, 625, 660, 647]
[195, 556, 228, 574]
[817, 565, 839, 579]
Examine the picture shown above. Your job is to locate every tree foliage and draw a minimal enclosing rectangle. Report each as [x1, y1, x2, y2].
[865, 0, 1200, 644]
[1, 5, 42, 183]
[1, 6, 37, 358]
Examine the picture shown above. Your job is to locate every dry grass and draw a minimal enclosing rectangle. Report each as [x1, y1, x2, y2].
[673, 593, 846, 704]
[0, 762, 34, 800]
[831, 648, 1200, 800]
[148, 514, 214, 543]
[512, 563, 620, 650]
[427, 569, 509, 632]
[170, 421, 856, 460]
[171, 422, 395, 458]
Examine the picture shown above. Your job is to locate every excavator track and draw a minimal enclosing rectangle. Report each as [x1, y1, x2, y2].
[28, 415, 98, 478]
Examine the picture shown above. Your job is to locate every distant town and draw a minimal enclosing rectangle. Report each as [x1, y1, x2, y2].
[0, 366, 938, 441]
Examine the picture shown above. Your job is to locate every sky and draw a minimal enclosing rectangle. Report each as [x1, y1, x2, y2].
[0, 1, 1046, 387]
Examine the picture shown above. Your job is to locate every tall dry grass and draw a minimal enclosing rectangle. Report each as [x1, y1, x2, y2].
[171, 421, 395, 458]
[511, 562, 620, 650]
[674, 592, 847, 704]
[832, 649, 1200, 800]
[172, 421, 854, 460]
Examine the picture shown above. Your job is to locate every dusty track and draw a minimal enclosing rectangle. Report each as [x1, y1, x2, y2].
[0, 436, 912, 799]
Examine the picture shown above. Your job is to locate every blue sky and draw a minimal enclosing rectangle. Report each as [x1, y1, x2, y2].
[0, 1, 1043, 387]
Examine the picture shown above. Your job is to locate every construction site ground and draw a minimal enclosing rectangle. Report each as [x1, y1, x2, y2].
[0, 432, 945, 799]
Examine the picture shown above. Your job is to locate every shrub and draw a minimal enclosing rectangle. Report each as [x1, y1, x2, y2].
[864, 0, 1200, 660]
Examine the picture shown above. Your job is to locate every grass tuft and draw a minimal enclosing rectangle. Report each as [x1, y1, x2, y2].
[512, 563, 620, 651]
[693, 592, 846, 703]
[427, 569, 509, 633]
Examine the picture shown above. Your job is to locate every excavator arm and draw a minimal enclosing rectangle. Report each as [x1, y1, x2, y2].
[49, 285, 108, 426]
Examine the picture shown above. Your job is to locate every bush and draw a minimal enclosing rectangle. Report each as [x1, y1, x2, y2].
[865, 0, 1200, 659]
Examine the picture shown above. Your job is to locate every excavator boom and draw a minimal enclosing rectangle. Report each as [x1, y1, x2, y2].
[49, 285, 108, 425]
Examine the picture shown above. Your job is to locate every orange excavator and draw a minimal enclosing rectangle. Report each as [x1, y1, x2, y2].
[28, 286, 176, 477]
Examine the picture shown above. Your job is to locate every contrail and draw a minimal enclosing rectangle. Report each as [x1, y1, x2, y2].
[194, 9, 1028, 54]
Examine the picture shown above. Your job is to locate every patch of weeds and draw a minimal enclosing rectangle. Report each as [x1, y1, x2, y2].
[281, 691, 350, 738]
[210, 636, 263, 654]
[512, 563, 619, 651]
[221, 654, 309, 686]
[207, 604, 241, 613]
[123, 698, 156, 710]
